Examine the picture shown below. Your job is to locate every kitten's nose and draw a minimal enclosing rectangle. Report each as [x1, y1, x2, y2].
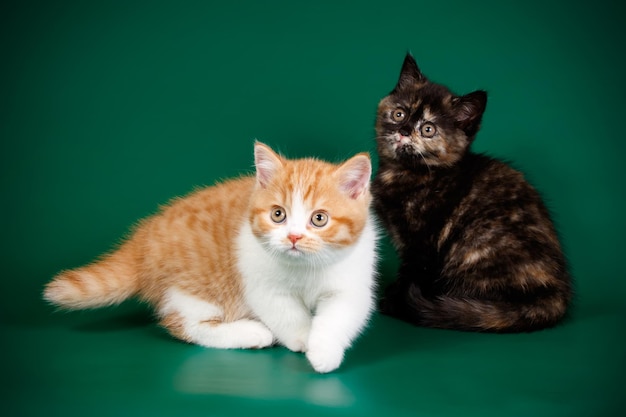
[288, 234, 303, 245]
[399, 127, 412, 137]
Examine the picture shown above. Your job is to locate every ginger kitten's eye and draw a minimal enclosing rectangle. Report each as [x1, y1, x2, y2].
[420, 122, 437, 138]
[310, 211, 329, 228]
[391, 108, 406, 122]
[270, 207, 286, 223]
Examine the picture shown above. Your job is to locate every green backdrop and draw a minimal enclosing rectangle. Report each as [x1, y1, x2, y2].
[2, 1, 624, 416]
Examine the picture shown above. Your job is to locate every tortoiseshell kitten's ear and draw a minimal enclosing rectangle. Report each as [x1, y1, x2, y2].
[452, 90, 487, 139]
[393, 53, 427, 92]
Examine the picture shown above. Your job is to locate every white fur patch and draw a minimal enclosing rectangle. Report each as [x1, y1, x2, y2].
[287, 189, 308, 237]
[159, 287, 274, 349]
[236, 214, 378, 372]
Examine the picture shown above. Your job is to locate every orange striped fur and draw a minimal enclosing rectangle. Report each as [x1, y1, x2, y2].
[44, 142, 377, 372]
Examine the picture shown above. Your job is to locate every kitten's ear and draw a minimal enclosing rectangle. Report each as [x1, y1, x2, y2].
[453, 90, 487, 137]
[336, 153, 372, 200]
[395, 53, 426, 90]
[254, 142, 284, 188]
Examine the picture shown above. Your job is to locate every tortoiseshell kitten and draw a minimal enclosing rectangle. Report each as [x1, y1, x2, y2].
[372, 54, 571, 332]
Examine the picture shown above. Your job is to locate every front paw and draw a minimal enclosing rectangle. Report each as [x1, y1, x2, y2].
[306, 340, 345, 373]
[284, 338, 307, 353]
[282, 328, 310, 353]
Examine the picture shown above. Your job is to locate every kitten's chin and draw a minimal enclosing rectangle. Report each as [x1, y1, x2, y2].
[396, 143, 416, 156]
[271, 245, 338, 267]
[275, 251, 315, 266]
[285, 247, 305, 258]
[380, 136, 415, 158]
[262, 244, 309, 263]
[381, 138, 435, 168]
[383, 143, 418, 162]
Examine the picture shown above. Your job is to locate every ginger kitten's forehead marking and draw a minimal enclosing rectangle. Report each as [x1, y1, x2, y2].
[297, 163, 332, 204]
[250, 156, 369, 249]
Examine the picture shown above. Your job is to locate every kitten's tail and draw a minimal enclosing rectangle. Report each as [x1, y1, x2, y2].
[400, 284, 569, 333]
[43, 242, 140, 310]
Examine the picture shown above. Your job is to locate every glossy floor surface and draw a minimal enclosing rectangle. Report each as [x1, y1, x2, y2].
[2, 1, 625, 416]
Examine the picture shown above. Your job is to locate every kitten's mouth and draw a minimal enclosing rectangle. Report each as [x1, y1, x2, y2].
[394, 142, 415, 155]
[287, 245, 304, 256]
[388, 135, 413, 153]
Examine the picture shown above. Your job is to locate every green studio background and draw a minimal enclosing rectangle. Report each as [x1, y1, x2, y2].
[2, 1, 624, 416]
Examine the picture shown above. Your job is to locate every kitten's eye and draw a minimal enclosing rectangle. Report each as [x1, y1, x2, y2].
[310, 211, 329, 228]
[420, 122, 437, 138]
[391, 108, 406, 122]
[270, 207, 286, 223]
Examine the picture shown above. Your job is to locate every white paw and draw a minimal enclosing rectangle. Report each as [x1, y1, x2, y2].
[237, 320, 275, 349]
[281, 326, 310, 353]
[305, 341, 345, 373]
[283, 336, 308, 353]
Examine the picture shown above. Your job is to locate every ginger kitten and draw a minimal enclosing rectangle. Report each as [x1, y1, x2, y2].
[44, 142, 378, 373]
[372, 54, 571, 332]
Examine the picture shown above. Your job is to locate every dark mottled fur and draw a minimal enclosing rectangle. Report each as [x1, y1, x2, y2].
[372, 54, 571, 332]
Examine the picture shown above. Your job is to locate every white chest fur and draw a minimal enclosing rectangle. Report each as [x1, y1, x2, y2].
[236, 215, 378, 373]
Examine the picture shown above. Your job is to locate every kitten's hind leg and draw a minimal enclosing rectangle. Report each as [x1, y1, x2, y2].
[158, 288, 274, 349]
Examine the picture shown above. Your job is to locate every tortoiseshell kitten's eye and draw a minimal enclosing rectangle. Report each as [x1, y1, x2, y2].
[420, 122, 437, 138]
[391, 108, 406, 122]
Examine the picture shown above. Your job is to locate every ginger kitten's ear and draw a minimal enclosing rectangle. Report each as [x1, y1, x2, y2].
[336, 153, 372, 199]
[254, 142, 283, 188]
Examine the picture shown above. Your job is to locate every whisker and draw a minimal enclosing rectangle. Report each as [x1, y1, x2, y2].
[416, 150, 432, 175]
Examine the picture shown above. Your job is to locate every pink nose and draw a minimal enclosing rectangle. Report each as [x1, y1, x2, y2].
[288, 234, 303, 245]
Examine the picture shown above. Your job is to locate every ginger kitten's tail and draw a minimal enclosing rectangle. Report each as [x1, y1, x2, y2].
[44, 243, 140, 309]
